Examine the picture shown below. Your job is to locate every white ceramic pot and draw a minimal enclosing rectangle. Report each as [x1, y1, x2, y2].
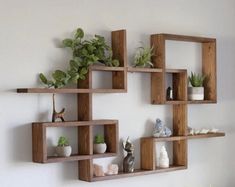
[188, 87, 204, 100]
[93, 143, 107, 154]
[56, 146, 72, 157]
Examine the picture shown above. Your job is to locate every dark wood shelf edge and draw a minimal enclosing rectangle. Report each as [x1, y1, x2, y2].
[127, 67, 163, 73]
[187, 100, 217, 104]
[187, 132, 225, 139]
[91, 165, 186, 182]
[17, 88, 127, 94]
[32, 119, 118, 127]
[44, 153, 117, 163]
[90, 65, 125, 72]
[141, 136, 186, 142]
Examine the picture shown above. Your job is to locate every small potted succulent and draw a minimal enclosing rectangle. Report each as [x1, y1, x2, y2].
[55, 136, 72, 157]
[93, 134, 107, 154]
[188, 72, 205, 100]
[133, 44, 154, 68]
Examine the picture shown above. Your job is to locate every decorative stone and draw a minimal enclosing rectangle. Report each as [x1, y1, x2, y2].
[194, 129, 200, 135]
[199, 129, 209, 134]
[159, 146, 169, 168]
[166, 87, 173, 100]
[93, 164, 105, 177]
[209, 128, 219, 133]
[153, 118, 172, 137]
[188, 126, 195, 135]
[106, 164, 119, 175]
[123, 137, 135, 173]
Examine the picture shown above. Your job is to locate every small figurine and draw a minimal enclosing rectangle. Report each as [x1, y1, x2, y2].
[159, 146, 169, 168]
[153, 118, 172, 137]
[52, 94, 65, 122]
[123, 137, 135, 173]
[93, 164, 105, 177]
[166, 87, 173, 100]
[106, 164, 119, 175]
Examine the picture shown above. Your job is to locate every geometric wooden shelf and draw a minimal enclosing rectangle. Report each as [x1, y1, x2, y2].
[18, 30, 224, 182]
[32, 120, 118, 164]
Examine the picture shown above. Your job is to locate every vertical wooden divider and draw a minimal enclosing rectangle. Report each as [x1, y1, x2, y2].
[104, 123, 119, 153]
[172, 70, 187, 101]
[112, 30, 127, 91]
[202, 41, 216, 101]
[141, 138, 155, 170]
[173, 104, 188, 167]
[151, 34, 165, 104]
[77, 70, 93, 182]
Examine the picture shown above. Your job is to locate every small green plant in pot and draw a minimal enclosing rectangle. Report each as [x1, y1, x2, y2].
[55, 136, 72, 157]
[188, 72, 205, 100]
[93, 134, 107, 154]
[133, 44, 154, 68]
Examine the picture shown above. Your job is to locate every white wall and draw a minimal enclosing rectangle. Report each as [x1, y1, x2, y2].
[0, 0, 235, 187]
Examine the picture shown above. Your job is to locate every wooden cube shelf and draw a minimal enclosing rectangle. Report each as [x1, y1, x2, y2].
[32, 120, 118, 164]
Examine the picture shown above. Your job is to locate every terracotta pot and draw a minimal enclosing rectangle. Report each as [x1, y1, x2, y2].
[56, 146, 72, 157]
[93, 143, 107, 154]
[188, 87, 204, 100]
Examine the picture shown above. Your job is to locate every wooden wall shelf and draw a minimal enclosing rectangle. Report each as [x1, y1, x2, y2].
[18, 30, 224, 182]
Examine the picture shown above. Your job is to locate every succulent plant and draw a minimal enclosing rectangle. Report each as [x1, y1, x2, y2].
[133, 44, 153, 68]
[94, 134, 105, 144]
[188, 72, 205, 87]
[57, 136, 69, 147]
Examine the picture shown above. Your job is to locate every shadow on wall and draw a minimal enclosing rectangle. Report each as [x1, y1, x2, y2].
[9, 123, 32, 163]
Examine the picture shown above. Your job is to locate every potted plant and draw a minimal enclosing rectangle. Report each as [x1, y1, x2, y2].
[188, 72, 205, 100]
[133, 44, 154, 68]
[93, 134, 107, 154]
[55, 136, 72, 157]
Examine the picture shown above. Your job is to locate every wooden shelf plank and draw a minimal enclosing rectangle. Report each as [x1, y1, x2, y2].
[33, 120, 118, 127]
[165, 100, 187, 105]
[159, 33, 216, 43]
[127, 67, 163, 73]
[187, 100, 216, 104]
[46, 153, 116, 163]
[166, 69, 187, 73]
[90, 65, 125, 72]
[17, 88, 126, 94]
[187, 132, 225, 139]
[91, 165, 186, 181]
[142, 136, 186, 142]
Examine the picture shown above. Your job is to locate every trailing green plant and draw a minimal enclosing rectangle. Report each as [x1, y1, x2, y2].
[94, 134, 105, 144]
[39, 28, 119, 88]
[133, 44, 154, 68]
[188, 72, 205, 87]
[57, 136, 69, 147]
[63, 28, 119, 81]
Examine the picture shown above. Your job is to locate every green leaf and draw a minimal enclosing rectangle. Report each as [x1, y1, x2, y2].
[39, 73, 48, 85]
[62, 39, 73, 47]
[80, 67, 88, 75]
[52, 70, 67, 81]
[75, 28, 84, 39]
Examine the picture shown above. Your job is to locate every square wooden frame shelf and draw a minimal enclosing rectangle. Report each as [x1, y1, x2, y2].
[32, 120, 118, 164]
[151, 33, 217, 104]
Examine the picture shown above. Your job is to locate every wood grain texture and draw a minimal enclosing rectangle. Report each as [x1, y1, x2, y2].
[151, 72, 165, 104]
[92, 165, 186, 182]
[32, 120, 118, 127]
[77, 70, 93, 182]
[112, 30, 127, 90]
[90, 65, 125, 71]
[202, 41, 217, 102]
[151, 34, 165, 104]
[32, 124, 46, 163]
[160, 33, 216, 43]
[141, 138, 155, 170]
[188, 132, 225, 139]
[187, 100, 216, 104]
[172, 70, 187, 101]
[104, 123, 118, 153]
[142, 136, 186, 142]
[173, 104, 187, 136]
[173, 140, 187, 167]
[127, 67, 162, 73]
[17, 88, 126, 94]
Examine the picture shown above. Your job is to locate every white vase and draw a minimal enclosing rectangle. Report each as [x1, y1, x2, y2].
[55, 146, 72, 157]
[159, 146, 169, 168]
[188, 87, 204, 100]
[93, 143, 107, 154]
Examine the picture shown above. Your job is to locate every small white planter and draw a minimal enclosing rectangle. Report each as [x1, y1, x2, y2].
[93, 143, 107, 154]
[56, 146, 72, 157]
[188, 87, 204, 100]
